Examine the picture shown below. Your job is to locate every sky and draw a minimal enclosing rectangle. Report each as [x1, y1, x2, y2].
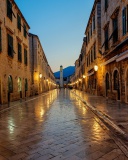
[15, 0, 94, 72]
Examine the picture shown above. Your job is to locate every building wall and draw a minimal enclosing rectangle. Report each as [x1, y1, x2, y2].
[101, 0, 128, 102]
[85, 0, 103, 96]
[29, 34, 56, 96]
[0, 0, 30, 104]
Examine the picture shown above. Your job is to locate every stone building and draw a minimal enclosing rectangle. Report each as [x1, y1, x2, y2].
[0, 0, 30, 104]
[70, 38, 86, 90]
[84, 0, 102, 96]
[29, 33, 56, 96]
[100, 0, 128, 102]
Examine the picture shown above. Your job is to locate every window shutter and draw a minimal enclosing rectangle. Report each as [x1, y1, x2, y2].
[122, 7, 126, 35]
[126, 5, 128, 32]
[17, 14, 21, 31]
[7, 0, 12, 20]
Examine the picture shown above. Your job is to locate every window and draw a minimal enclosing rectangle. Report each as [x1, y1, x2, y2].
[24, 48, 27, 65]
[114, 70, 119, 90]
[18, 43, 22, 62]
[88, 54, 90, 65]
[113, 16, 118, 44]
[94, 43, 96, 60]
[104, 26, 109, 50]
[0, 27, 2, 52]
[90, 24, 92, 37]
[122, 7, 127, 36]
[87, 56, 88, 67]
[91, 49, 93, 62]
[7, 34, 13, 58]
[93, 16, 95, 31]
[17, 14, 21, 31]
[7, 0, 12, 20]
[105, 0, 108, 12]
[24, 24, 27, 38]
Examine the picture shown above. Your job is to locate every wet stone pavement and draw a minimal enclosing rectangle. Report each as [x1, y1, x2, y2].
[0, 89, 127, 160]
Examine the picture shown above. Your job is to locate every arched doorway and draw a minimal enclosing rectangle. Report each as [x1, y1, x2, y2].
[25, 79, 28, 98]
[18, 77, 22, 98]
[8, 76, 13, 102]
[105, 73, 109, 97]
[113, 70, 120, 100]
[125, 69, 128, 103]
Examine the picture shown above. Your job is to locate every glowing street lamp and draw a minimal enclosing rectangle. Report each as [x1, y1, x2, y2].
[83, 75, 86, 78]
[94, 65, 98, 72]
[39, 73, 42, 78]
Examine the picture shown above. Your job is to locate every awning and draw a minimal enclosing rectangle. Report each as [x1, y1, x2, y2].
[116, 50, 128, 62]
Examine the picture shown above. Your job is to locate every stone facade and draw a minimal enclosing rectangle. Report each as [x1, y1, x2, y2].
[29, 33, 56, 96]
[71, 0, 128, 103]
[101, 0, 128, 102]
[70, 0, 103, 96]
[0, 0, 30, 104]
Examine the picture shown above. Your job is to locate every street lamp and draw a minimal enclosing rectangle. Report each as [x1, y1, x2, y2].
[39, 73, 42, 78]
[94, 65, 98, 72]
[83, 75, 86, 78]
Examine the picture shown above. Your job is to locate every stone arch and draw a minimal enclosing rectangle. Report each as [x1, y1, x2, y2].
[105, 72, 110, 97]
[112, 68, 120, 100]
[125, 67, 128, 103]
[8, 75, 13, 102]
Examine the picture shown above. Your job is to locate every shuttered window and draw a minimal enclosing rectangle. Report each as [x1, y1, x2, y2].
[113, 16, 118, 44]
[122, 7, 126, 35]
[0, 27, 2, 52]
[18, 43, 22, 62]
[104, 27, 109, 50]
[7, 0, 12, 20]
[105, 0, 108, 12]
[24, 24, 27, 38]
[7, 34, 13, 58]
[17, 14, 21, 31]
[94, 43, 96, 60]
[24, 49, 27, 65]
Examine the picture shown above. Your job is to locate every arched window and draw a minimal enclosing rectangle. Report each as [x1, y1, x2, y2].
[114, 70, 119, 90]
[25, 78, 28, 91]
[106, 73, 109, 89]
[8, 75, 13, 93]
[18, 77, 22, 92]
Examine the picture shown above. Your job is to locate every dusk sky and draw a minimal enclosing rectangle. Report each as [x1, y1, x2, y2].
[15, 0, 94, 72]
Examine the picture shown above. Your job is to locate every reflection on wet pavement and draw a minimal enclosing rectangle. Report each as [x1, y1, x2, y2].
[0, 89, 127, 159]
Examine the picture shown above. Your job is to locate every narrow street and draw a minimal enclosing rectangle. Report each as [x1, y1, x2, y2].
[0, 89, 127, 160]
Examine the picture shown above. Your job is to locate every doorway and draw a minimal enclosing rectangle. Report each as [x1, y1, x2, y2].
[113, 70, 120, 100]
[105, 73, 109, 97]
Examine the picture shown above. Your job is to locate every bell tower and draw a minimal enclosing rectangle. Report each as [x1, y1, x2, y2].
[60, 65, 63, 88]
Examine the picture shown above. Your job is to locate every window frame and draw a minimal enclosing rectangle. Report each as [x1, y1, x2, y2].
[18, 43, 22, 62]
[17, 14, 21, 31]
[7, 34, 13, 58]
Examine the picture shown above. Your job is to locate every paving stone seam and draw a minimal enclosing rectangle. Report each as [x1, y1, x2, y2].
[0, 92, 51, 114]
[71, 90, 128, 158]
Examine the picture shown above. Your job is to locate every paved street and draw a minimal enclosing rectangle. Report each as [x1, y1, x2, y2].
[0, 89, 128, 160]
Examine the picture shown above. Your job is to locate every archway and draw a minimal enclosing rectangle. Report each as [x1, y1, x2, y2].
[8, 75, 13, 102]
[105, 73, 109, 97]
[25, 79, 28, 97]
[18, 77, 22, 98]
[113, 70, 120, 100]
